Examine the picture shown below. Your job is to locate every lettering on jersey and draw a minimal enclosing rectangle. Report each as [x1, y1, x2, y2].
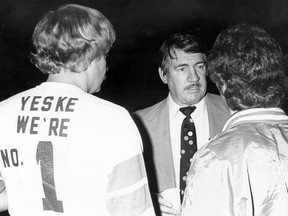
[17, 96, 78, 137]
[48, 118, 70, 137]
[17, 116, 40, 134]
[21, 96, 78, 112]
[0, 149, 22, 167]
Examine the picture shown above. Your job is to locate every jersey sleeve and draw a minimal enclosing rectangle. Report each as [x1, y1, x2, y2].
[106, 153, 154, 216]
[0, 177, 5, 194]
[105, 111, 155, 216]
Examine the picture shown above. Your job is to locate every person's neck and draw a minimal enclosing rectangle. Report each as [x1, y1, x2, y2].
[46, 72, 87, 92]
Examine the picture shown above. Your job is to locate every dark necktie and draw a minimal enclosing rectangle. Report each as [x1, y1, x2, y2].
[179, 106, 197, 202]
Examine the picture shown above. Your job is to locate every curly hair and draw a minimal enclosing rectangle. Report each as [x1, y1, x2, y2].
[31, 4, 116, 74]
[208, 23, 287, 111]
[159, 34, 204, 75]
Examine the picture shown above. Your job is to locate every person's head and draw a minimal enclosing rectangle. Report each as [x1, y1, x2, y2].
[158, 34, 207, 106]
[208, 23, 287, 111]
[31, 4, 115, 93]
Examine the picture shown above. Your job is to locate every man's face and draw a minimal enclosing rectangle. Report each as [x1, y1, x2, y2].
[159, 50, 207, 106]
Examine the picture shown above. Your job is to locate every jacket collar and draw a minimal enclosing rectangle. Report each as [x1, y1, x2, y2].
[222, 108, 288, 131]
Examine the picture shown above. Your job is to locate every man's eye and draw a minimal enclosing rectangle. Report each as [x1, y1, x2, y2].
[197, 64, 204, 68]
[195, 64, 206, 72]
[177, 67, 185, 71]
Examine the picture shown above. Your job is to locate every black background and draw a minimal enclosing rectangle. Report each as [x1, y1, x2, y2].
[0, 0, 288, 215]
[1, 0, 288, 113]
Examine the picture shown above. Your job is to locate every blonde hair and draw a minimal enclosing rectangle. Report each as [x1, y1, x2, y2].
[31, 4, 115, 74]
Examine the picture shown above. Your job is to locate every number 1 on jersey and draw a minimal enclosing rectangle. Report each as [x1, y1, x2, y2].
[36, 141, 64, 212]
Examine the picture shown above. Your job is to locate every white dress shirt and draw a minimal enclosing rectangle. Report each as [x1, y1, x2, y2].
[167, 93, 210, 189]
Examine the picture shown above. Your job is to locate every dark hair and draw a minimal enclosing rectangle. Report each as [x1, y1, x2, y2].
[31, 4, 115, 74]
[159, 34, 204, 75]
[208, 23, 287, 111]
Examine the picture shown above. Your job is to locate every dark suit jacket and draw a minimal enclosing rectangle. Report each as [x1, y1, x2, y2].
[134, 93, 230, 194]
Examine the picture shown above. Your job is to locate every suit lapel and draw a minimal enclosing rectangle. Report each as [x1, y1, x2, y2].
[145, 99, 176, 192]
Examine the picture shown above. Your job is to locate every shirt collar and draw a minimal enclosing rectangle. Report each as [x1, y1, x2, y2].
[168, 93, 206, 120]
[40, 82, 85, 92]
[222, 107, 288, 131]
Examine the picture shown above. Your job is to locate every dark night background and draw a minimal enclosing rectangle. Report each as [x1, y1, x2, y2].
[0, 0, 288, 215]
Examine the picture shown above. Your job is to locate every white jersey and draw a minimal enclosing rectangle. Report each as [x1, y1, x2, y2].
[0, 82, 155, 216]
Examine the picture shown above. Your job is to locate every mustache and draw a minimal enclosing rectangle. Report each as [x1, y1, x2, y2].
[184, 83, 200, 90]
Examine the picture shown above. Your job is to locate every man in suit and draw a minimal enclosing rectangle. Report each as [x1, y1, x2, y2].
[134, 33, 230, 215]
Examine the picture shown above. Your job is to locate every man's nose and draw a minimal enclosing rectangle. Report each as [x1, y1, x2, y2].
[187, 68, 199, 82]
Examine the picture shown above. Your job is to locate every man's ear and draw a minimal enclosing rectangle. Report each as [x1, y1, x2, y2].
[158, 67, 168, 84]
[216, 83, 227, 103]
[202, 54, 208, 76]
[217, 83, 227, 97]
[202, 53, 207, 62]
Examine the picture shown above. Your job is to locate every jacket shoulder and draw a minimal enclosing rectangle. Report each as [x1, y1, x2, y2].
[135, 99, 166, 118]
[206, 93, 229, 111]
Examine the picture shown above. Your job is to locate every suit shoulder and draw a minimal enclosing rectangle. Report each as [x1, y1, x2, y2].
[206, 93, 229, 110]
[135, 99, 166, 117]
[206, 93, 224, 103]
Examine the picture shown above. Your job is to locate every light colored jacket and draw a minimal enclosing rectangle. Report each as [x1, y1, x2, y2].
[181, 108, 288, 216]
